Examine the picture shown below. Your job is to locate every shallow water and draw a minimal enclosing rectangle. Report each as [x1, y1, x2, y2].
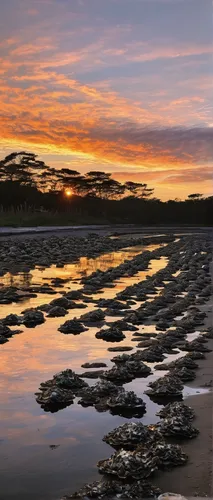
[0, 242, 169, 500]
[0, 240, 198, 500]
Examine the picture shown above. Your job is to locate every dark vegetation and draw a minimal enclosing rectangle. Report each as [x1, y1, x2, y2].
[0, 151, 212, 226]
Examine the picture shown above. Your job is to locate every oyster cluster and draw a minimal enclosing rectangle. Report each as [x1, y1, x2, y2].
[78, 381, 146, 417]
[63, 478, 161, 499]
[96, 326, 125, 342]
[145, 375, 183, 398]
[35, 386, 74, 412]
[78, 380, 121, 407]
[80, 309, 105, 324]
[22, 309, 45, 327]
[58, 319, 88, 334]
[101, 360, 151, 383]
[35, 369, 88, 411]
[157, 401, 195, 421]
[107, 391, 146, 418]
[98, 442, 187, 479]
[159, 416, 199, 439]
[98, 448, 158, 480]
[103, 422, 162, 449]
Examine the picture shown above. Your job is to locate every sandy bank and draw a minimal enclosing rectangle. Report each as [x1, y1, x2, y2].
[154, 276, 213, 497]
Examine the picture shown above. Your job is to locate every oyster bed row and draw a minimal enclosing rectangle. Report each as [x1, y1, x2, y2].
[0, 231, 212, 499]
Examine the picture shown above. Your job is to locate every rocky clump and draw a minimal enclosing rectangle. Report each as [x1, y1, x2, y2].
[155, 356, 198, 371]
[101, 365, 133, 383]
[157, 401, 195, 421]
[2, 314, 22, 326]
[106, 320, 139, 332]
[176, 338, 211, 353]
[80, 309, 105, 324]
[171, 367, 196, 382]
[22, 309, 45, 327]
[111, 353, 131, 363]
[98, 448, 158, 480]
[159, 416, 199, 439]
[36, 369, 88, 411]
[149, 443, 188, 470]
[58, 319, 88, 334]
[103, 422, 162, 449]
[186, 351, 206, 360]
[47, 306, 68, 317]
[103, 360, 151, 381]
[49, 297, 73, 309]
[98, 442, 187, 479]
[63, 478, 161, 499]
[96, 326, 125, 342]
[107, 391, 146, 418]
[134, 346, 166, 362]
[107, 346, 133, 352]
[81, 362, 107, 369]
[78, 380, 121, 407]
[96, 299, 130, 310]
[145, 375, 183, 398]
[35, 386, 74, 412]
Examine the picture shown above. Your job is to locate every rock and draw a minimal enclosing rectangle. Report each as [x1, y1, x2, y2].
[186, 351, 206, 360]
[111, 353, 131, 363]
[103, 422, 162, 449]
[80, 309, 105, 324]
[58, 319, 88, 334]
[155, 356, 198, 371]
[145, 375, 183, 398]
[49, 297, 73, 309]
[176, 339, 211, 353]
[0, 335, 8, 344]
[0, 322, 13, 337]
[159, 416, 199, 439]
[39, 369, 88, 395]
[78, 380, 121, 407]
[171, 367, 196, 382]
[81, 362, 107, 369]
[47, 306, 68, 317]
[96, 326, 125, 342]
[63, 478, 161, 499]
[37, 304, 52, 312]
[35, 386, 74, 412]
[101, 365, 133, 383]
[107, 390, 146, 418]
[150, 443, 188, 470]
[107, 346, 133, 352]
[98, 448, 158, 479]
[2, 314, 22, 326]
[22, 309, 45, 327]
[157, 402, 195, 421]
[133, 346, 166, 363]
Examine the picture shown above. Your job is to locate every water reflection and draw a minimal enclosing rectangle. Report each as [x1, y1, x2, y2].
[0, 243, 168, 500]
[1, 245, 161, 288]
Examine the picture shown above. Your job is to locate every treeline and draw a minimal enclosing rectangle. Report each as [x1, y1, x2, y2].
[0, 151, 212, 225]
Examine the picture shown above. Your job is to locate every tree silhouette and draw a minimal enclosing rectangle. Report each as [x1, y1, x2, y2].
[188, 193, 203, 200]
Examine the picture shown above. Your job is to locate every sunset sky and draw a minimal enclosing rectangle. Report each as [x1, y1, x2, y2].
[0, 0, 212, 200]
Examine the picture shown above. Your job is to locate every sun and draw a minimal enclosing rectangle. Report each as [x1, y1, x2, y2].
[65, 189, 73, 197]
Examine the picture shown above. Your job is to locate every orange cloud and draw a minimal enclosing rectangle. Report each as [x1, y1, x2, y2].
[0, 0, 212, 200]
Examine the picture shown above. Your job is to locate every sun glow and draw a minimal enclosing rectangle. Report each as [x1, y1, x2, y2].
[65, 189, 73, 197]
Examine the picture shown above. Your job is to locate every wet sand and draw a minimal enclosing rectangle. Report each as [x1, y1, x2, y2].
[154, 293, 213, 496]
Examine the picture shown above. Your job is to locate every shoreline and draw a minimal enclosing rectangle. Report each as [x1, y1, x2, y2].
[153, 278, 213, 496]
[0, 225, 211, 240]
